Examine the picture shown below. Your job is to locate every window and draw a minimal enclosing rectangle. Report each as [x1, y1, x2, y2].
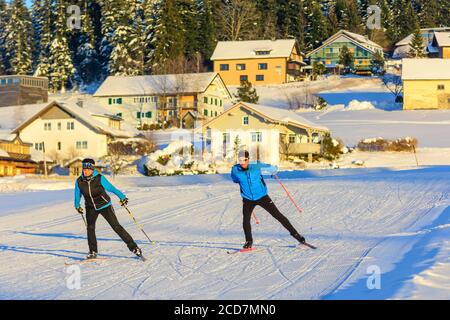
[243, 116, 249, 125]
[215, 111, 218, 117]
[34, 143, 43, 151]
[255, 50, 271, 55]
[220, 100, 223, 107]
[438, 85, 445, 90]
[256, 75, 264, 81]
[220, 64, 229, 71]
[67, 122, 74, 130]
[251, 132, 262, 142]
[258, 63, 268, 70]
[44, 122, 51, 131]
[146, 111, 152, 118]
[204, 109, 208, 116]
[76, 141, 88, 150]
[289, 134, 296, 143]
[116, 113, 122, 117]
[215, 98, 218, 106]
[117, 98, 122, 104]
[204, 97, 208, 104]
[240, 75, 248, 82]
[108, 98, 112, 105]
[137, 112, 141, 119]
[57, 142, 61, 151]
[236, 64, 246, 71]
[57, 122, 61, 130]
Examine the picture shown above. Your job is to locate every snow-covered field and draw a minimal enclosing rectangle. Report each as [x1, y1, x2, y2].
[0, 167, 449, 300]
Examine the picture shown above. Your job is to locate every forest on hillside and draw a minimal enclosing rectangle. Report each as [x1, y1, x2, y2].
[0, 0, 448, 92]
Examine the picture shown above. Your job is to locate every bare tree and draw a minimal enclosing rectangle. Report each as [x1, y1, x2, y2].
[218, 0, 259, 41]
[382, 74, 403, 101]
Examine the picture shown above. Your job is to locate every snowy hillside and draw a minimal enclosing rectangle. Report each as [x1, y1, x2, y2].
[0, 167, 449, 299]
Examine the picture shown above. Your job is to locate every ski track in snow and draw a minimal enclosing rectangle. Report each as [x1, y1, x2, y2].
[0, 167, 449, 299]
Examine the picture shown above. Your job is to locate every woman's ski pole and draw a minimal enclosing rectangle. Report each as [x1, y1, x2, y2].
[123, 204, 156, 245]
[273, 174, 303, 215]
[80, 214, 87, 227]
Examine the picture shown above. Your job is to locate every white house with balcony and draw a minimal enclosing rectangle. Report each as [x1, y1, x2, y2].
[93, 72, 232, 128]
[199, 102, 330, 164]
[12, 100, 137, 161]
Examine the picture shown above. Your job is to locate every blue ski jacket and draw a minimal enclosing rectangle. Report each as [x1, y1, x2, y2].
[231, 162, 278, 201]
[74, 169, 126, 211]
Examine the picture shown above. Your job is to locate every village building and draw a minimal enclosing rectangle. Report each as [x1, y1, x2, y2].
[210, 39, 306, 86]
[429, 32, 450, 59]
[93, 72, 232, 129]
[393, 27, 450, 59]
[402, 59, 450, 110]
[306, 30, 384, 75]
[0, 132, 37, 176]
[0, 75, 48, 107]
[12, 100, 137, 161]
[199, 102, 329, 165]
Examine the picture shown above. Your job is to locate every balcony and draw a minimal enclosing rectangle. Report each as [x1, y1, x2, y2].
[280, 143, 321, 155]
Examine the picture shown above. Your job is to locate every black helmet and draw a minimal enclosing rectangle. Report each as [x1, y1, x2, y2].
[238, 150, 249, 159]
[82, 158, 95, 169]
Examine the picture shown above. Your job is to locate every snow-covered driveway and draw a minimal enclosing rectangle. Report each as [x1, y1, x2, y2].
[0, 167, 449, 299]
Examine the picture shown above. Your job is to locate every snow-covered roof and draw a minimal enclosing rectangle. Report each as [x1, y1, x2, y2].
[93, 72, 224, 97]
[202, 102, 329, 132]
[0, 130, 17, 142]
[0, 103, 50, 130]
[307, 30, 383, 57]
[12, 100, 137, 138]
[396, 27, 450, 46]
[402, 59, 450, 80]
[210, 39, 298, 60]
[241, 102, 330, 132]
[434, 32, 450, 47]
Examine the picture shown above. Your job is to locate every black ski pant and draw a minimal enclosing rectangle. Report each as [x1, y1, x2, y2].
[242, 195, 299, 242]
[86, 205, 137, 253]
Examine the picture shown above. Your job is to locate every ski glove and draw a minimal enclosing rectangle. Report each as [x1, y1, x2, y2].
[76, 207, 84, 214]
[120, 197, 129, 206]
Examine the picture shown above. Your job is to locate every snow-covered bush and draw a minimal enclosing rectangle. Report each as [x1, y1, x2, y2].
[357, 137, 418, 152]
[144, 141, 216, 176]
[321, 135, 345, 161]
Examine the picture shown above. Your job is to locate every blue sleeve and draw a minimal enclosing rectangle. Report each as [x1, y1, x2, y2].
[101, 175, 126, 200]
[260, 165, 278, 175]
[230, 166, 239, 183]
[74, 181, 81, 208]
[253, 161, 272, 169]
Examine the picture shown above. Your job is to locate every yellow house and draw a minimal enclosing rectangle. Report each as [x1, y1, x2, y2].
[199, 102, 329, 164]
[210, 39, 306, 86]
[431, 32, 450, 59]
[402, 59, 450, 110]
[93, 72, 232, 128]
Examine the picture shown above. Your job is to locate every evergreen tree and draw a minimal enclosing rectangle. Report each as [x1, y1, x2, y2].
[304, 0, 330, 50]
[47, 0, 76, 92]
[197, 0, 217, 60]
[0, 0, 8, 75]
[417, 0, 439, 28]
[108, 0, 143, 76]
[371, 50, 384, 72]
[408, 27, 424, 58]
[4, 0, 34, 75]
[33, 0, 53, 78]
[178, 0, 199, 59]
[338, 45, 354, 71]
[74, 0, 102, 84]
[255, 0, 277, 39]
[148, 0, 185, 71]
[235, 80, 259, 104]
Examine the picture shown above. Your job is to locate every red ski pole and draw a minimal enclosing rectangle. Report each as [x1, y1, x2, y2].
[273, 174, 302, 215]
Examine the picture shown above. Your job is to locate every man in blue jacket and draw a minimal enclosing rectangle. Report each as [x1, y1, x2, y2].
[74, 158, 143, 259]
[231, 150, 306, 249]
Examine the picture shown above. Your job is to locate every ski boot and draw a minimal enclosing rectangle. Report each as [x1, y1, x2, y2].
[86, 251, 97, 260]
[133, 247, 144, 259]
[293, 233, 306, 244]
[243, 240, 253, 249]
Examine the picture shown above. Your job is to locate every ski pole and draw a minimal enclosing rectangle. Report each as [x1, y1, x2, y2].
[273, 174, 303, 215]
[123, 204, 156, 245]
[80, 214, 87, 227]
[252, 211, 260, 225]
